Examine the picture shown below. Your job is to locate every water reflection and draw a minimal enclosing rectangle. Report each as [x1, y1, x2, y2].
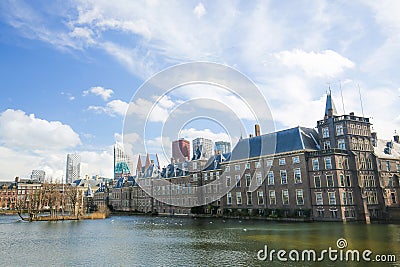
[0, 215, 398, 266]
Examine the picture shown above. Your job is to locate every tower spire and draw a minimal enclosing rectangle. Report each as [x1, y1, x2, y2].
[325, 90, 337, 117]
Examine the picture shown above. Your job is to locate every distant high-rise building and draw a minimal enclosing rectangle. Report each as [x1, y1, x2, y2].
[66, 153, 81, 184]
[192, 137, 213, 160]
[31, 170, 45, 183]
[114, 142, 132, 179]
[172, 138, 190, 163]
[215, 141, 231, 154]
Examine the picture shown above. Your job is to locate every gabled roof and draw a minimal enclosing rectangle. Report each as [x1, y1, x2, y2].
[230, 126, 320, 161]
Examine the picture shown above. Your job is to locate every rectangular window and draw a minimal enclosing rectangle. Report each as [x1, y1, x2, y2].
[256, 172, 262, 186]
[235, 165, 240, 171]
[204, 173, 208, 181]
[210, 172, 214, 180]
[342, 192, 347, 205]
[256, 161, 261, 168]
[269, 190, 276, 205]
[338, 139, 346, 150]
[296, 189, 304, 205]
[227, 192, 232, 205]
[267, 159, 273, 167]
[280, 170, 287, 184]
[193, 162, 197, 170]
[193, 173, 198, 181]
[316, 192, 323, 205]
[247, 192, 252, 205]
[294, 168, 302, 184]
[268, 171, 274, 185]
[391, 192, 396, 204]
[386, 161, 391, 171]
[226, 176, 231, 187]
[338, 157, 343, 169]
[336, 124, 344, 135]
[282, 189, 289, 205]
[292, 156, 300, 164]
[324, 141, 331, 150]
[246, 174, 251, 187]
[279, 158, 286, 165]
[339, 174, 345, 187]
[313, 159, 319, 171]
[236, 192, 242, 205]
[225, 165, 230, 172]
[314, 176, 321, 188]
[323, 127, 329, 138]
[257, 191, 264, 205]
[346, 175, 351, 187]
[245, 163, 250, 169]
[348, 192, 353, 205]
[328, 192, 336, 205]
[327, 175, 334, 187]
[325, 157, 332, 170]
[235, 175, 241, 187]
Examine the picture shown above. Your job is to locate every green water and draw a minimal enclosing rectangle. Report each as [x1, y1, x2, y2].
[0, 215, 398, 266]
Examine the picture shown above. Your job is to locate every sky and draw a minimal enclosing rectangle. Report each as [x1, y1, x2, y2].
[0, 0, 399, 181]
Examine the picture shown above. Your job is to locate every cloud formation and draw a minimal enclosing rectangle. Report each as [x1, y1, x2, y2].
[83, 86, 114, 101]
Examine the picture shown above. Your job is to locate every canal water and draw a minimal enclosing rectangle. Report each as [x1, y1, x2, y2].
[0, 215, 398, 266]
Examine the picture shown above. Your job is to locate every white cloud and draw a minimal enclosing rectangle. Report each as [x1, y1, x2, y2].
[88, 99, 129, 117]
[83, 86, 114, 101]
[0, 109, 81, 150]
[274, 49, 355, 77]
[193, 3, 206, 18]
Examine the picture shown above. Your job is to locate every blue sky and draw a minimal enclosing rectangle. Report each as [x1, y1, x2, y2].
[0, 0, 399, 181]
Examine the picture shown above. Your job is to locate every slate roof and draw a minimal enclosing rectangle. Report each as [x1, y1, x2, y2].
[325, 92, 337, 116]
[160, 161, 190, 178]
[203, 153, 231, 171]
[230, 126, 320, 161]
[374, 139, 400, 160]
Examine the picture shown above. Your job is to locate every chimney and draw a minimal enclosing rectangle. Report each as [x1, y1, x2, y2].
[249, 134, 254, 138]
[394, 132, 399, 143]
[255, 124, 261, 136]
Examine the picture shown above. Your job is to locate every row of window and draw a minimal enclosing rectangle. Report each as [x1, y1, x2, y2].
[315, 191, 354, 205]
[225, 156, 301, 172]
[226, 189, 305, 206]
[225, 168, 302, 187]
[379, 160, 400, 172]
[314, 174, 352, 188]
[322, 124, 369, 138]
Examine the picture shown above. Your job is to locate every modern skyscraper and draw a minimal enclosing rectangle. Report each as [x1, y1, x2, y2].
[172, 138, 190, 163]
[31, 170, 45, 183]
[114, 142, 132, 179]
[215, 141, 231, 154]
[66, 153, 81, 184]
[192, 137, 213, 160]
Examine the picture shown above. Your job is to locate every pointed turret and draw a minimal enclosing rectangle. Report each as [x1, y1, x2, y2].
[325, 90, 337, 118]
[136, 155, 142, 178]
[144, 154, 151, 170]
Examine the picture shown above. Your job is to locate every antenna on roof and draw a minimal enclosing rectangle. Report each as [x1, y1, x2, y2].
[339, 80, 346, 114]
[357, 84, 365, 118]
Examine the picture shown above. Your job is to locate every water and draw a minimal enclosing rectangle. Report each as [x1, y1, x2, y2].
[0, 215, 398, 267]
